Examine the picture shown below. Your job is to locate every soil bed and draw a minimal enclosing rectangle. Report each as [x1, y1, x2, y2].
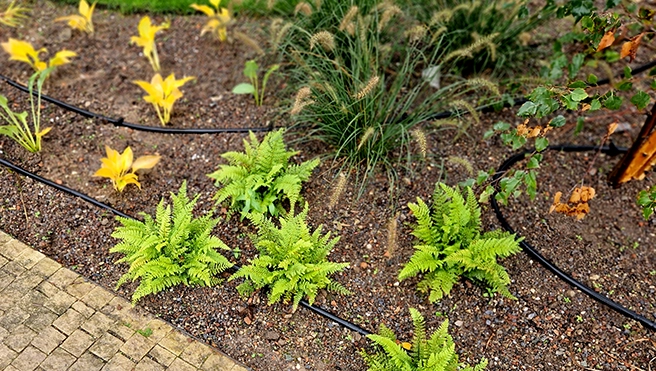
[0, 2, 655, 370]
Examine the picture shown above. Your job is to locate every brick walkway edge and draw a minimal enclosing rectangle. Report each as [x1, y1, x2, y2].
[0, 230, 249, 371]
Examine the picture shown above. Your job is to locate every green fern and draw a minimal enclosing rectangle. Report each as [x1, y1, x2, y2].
[111, 181, 233, 303]
[399, 183, 522, 302]
[361, 308, 488, 371]
[229, 204, 350, 311]
[207, 129, 320, 218]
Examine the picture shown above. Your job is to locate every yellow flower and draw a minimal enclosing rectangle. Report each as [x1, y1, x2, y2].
[133, 73, 195, 126]
[55, 0, 96, 34]
[94, 145, 161, 192]
[49, 50, 77, 67]
[130, 16, 169, 72]
[1, 38, 76, 72]
[190, 0, 231, 42]
[0, 1, 30, 27]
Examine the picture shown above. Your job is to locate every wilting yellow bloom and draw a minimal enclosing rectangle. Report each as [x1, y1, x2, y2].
[49, 50, 77, 67]
[190, 0, 231, 42]
[0, 1, 30, 27]
[1, 38, 76, 72]
[55, 0, 96, 34]
[130, 16, 169, 72]
[133, 73, 195, 126]
[94, 145, 161, 192]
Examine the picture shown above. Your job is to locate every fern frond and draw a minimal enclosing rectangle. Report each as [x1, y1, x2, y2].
[236, 204, 348, 311]
[110, 181, 232, 303]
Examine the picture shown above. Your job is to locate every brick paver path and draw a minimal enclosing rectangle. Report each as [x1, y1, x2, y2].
[0, 231, 248, 371]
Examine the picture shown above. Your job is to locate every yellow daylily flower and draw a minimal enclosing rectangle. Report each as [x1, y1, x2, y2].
[55, 0, 96, 34]
[94, 145, 160, 192]
[133, 73, 195, 126]
[190, 1, 231, 42]
[0, 1, 30, 27]
[1, 38, 75, 72]
[49, 50, 78, 67]
[130, 16, 169, 72]
[1, 38, 46, 69]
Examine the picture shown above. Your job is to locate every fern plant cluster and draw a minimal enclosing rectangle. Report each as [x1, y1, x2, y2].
[229, 204, 350, 311]
[361, 308, 487, 371]
[399, 183, 522, 302]
[111, 181, 233, 303]
[207, 129, 319, 218]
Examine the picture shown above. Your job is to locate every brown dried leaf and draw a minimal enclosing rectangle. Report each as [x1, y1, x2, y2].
[569, 188, 581, 204]
[516, 123, 529, 137]
[529, 127, 542, 138]
[579, 186, 595, 202]
[620, 33, 645, 62]
[596, 30, 615, 52]
[549, 192, 563, 213]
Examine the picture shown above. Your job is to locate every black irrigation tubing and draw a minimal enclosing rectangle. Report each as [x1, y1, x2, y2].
[0, 155, 372, 336]
[491, 144, 656, 332]
[0, 73, 273, 134]
[4, 59, 656, 131]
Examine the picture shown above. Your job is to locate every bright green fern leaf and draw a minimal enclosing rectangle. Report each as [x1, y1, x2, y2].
[399, 183, 522, 302]
[228, 203, 349, 312]
[207, 129, 320, 218]
[111, 181, 233, 304]
[361, 308, 487, 371]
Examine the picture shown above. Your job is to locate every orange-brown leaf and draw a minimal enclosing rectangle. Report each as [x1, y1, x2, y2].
[549, 191, 563, 213]
[569, 188, 581, 204]
[620, 33, 644, 62]
[579, 186, 595, 202]
[597, 30, 615, 52]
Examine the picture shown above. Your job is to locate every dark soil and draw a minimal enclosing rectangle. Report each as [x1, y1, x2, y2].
[0, 2, 655, 370]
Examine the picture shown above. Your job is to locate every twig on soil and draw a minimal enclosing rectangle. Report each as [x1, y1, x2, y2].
[621, 337, 656, 350]
[602, 349, 647, 371]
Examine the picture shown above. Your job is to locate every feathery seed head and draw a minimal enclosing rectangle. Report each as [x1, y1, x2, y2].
[291, 87, 313, 115]
[354, 75, 379, 100]
[309, 31, 335, 52]
[465, 78, 500, 96]
[405, 24, 427, 43]
[447, 156, 474, 175]
[385, 214, 398, 257]
[411, 128, 427, 158]
[450, 100, 480, 125]
[430, 9, 453, 25]
[328, 172, 347, 209]
[294, 2, 312, 16]
[271, 20, 293, 50]
[357, 127, 375, 151]
[339, 6, 359, 35]
[378, 4, 402, 32]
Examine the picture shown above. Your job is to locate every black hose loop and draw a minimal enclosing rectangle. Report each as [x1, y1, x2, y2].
[491, 145, 656, 332]
[0, 73, 272, 134]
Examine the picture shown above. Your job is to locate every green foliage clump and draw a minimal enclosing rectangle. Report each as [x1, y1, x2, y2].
[229, 204, 350, 311]
[406, 0, 556, 75]
[111, 181, 233, 303]
[284, 1, 500, 189]
[361, 308, 487, 371]
[638, 185, 656, 220]
[399, 183, 522, 302]
[207, 129, 319, 218]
